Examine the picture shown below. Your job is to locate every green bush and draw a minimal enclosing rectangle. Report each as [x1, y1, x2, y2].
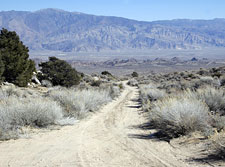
[101, 71, 112, 76]
[0, 28, 36, 86]
[118, 83, 124, 90]
[0, 54, 4, 82]
[91, 80, 101, 87]
[39, 57, 80, 87]
[131, 71, 139, 77]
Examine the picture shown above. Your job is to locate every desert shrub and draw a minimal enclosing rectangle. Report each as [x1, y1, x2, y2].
[149, 96, 211, 138]
[101, 71, 112, 76]
[127, 78, 138, 86]
[0, 54, 4, 82]
[138, 79, 151, 85]
[78, 89, 112, 111]
[200, 76, 214, 84]
[0, 28, 36, 87]
[118, 83, 124, 90]
[210, 115, 225, 132]
[182, 79, 200, 90]
[0, 86, 16, 98]
[197, 68, 210, 76]
[199, 76, 220, 87]
[98, 83, 121, 98]
[196, 86, 225, 115]
[220, 76, 225, 86]
[49, 87, 112, 118]
[131, 71, 139, 77]
[0, 86, 41, 99]
[108, 85, 120, 99]
[82, 74, 93, 83]
[0, 96, 63, 140]
[212, 72, 222, 78]
[187, 73, 195, 78]
[41, 80, 53, 87]
[191, 77, 220, 89]
[48, 88, 86, 118]
[1, 97, 62, 126]
[39, 57, 80, 87]
[139, 84, 166, 102]
[163, 82, 182, 93]
[139, 84, 163, 112]
[164, 87, 225, 131]
[209, 133, 225, 159]
[91, 80, 101, 87]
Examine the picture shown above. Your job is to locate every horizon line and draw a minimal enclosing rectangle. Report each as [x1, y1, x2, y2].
[0, 8, 225, 22]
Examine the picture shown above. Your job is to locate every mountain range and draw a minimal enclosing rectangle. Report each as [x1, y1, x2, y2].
[1, 8, 225, 52]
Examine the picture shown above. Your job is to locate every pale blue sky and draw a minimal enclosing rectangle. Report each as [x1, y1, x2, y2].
[1, 0, 225, 21]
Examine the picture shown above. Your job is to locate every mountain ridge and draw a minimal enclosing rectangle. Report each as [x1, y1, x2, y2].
[1, 8, 225, 52]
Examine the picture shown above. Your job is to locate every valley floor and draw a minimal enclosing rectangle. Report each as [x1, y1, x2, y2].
[0, 84, 222, 167]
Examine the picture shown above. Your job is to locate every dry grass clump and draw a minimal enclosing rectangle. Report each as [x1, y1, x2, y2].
[196, 86, 225, 115]
[48, 85, 119, 118]
[139, 84, 157, 111]
[139, 84, 166, 111]
[220, 75, 225, 86]
[199, 76, 215, 85]
[208, 132, 225, 159]
[99, 84, 121, 99]
[0, 96, 63, 140]
[198, 76, 220, 87]
[193, 86, 225, 132]
[0, 86, 41, 99]
[127, 78, 138, 86]
[149, 96, 211, 138]
[210, 115, 225, 132]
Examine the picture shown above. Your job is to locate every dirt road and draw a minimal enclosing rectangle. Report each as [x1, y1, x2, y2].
[0, 84, 192, 167]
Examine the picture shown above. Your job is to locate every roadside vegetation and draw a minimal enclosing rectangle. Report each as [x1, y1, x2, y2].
[137, 66, 225, 161]
[0, 28, 36, 87]
[0, 81, 121, 140]
[38, 56, 81, 87]
[0, 28, 122, 140]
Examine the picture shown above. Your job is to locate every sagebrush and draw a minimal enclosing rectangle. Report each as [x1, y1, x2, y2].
[0, 96, 63, 140]
[149, 96, 211, 138]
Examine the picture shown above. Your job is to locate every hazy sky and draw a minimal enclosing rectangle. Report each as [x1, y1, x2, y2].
[1, 0, 225, 21]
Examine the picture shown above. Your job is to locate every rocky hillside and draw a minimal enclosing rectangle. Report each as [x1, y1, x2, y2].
[1, 8, 225, 52]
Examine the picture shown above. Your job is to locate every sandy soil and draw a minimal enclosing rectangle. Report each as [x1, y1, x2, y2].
[0, 84, 219, 167]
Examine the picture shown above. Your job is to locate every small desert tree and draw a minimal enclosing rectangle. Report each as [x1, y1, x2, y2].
[0, 28, 36, 86]
[101, 71, 112, 76]
[0, 54, 5, 82]
[131, 71, 138, 77]
[39, 57, 80, 87]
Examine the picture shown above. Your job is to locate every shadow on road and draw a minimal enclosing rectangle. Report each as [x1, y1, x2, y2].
[127, 97, 172, 142]
[128, 122, 171, 142]
[191, 150, 225, 165]
[126, 97, 142, 109]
